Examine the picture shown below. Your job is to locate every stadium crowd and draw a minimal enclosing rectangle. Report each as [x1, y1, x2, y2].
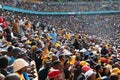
[1, 0, 120, 12]
[0, 0, 120, 80]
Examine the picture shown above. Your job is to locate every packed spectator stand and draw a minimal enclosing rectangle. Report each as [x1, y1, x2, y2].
[0, 0, 120, 80]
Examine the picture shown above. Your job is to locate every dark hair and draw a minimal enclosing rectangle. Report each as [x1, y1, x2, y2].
[52, 60, 61, 67]
[95, 64, 102, 71]
[59, 55, 64, 60]
[31, 41, 36, 46]
[35, 49, 43, 54]
[12, 48, 23, 58]
[110, 74, 118, 80]
[7, 46, 13, 52]
[0, 56, 8, 68]
[5, 74, 20, 80]
[64, 59, 69, 66]
[12, 48, 22, 54]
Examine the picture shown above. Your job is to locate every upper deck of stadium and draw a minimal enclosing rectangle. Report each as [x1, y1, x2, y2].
[1, 0, 120, 12]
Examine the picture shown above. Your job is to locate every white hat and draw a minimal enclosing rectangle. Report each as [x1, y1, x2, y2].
[13, 58, 29, 72]
[80, 48, 87, 53]
[21, 36, 27, 41]
[85, 70, 94, 78]
[44, 30, 47, 32]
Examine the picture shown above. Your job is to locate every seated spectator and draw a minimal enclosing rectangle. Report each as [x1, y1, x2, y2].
[0, 56, 10, 76]
[5, 74, 20, 80]
[13, 58, 29, 80]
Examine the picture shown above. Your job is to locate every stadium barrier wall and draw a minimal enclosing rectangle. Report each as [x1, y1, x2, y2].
[2, 5, 120, 15]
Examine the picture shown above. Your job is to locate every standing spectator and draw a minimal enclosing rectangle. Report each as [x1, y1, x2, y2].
[101, 46, 108, 56]
[13, 19, 20, 37]
[50, 30, 57, 43]
[73, 39, 80, 50]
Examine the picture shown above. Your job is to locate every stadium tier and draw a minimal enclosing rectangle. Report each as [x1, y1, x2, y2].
[0, 1, 120, 80]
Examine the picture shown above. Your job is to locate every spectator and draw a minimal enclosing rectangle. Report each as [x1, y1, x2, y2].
[5, 74, 20, 80]
[110, 73, 119, 80]
[95, 64, 103, 80]
[13, 58, 29, 80]
[0, 56, 10, 76]
[0, 1, 120, 80]
[38, 62, 51, 80]
[47, 69, 62, 80]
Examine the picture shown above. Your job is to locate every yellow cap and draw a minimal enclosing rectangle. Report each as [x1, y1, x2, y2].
[55, 43, 61, 48]
[7, 42, 12, 46]
[111, 68, 120, 74]
[25, 40, 31, 44]
[31, 46, 37, 51]
[70, 56, 76, 65]
[79, 61, 89, 67]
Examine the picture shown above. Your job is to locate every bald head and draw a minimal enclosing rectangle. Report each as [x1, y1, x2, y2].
[5, 74, 20, 80]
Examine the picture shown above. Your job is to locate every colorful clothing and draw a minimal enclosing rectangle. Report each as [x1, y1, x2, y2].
[14, 72, 25, 80]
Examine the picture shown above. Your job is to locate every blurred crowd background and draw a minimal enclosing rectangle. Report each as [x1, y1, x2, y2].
[0, 0, 120, 80]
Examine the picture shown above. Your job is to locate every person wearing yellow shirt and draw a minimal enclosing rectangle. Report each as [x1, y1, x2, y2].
[44, 40, 51, 54]
[42, 41, 50, 63]
[65, 32, 71, 40]
[24, 21, 31, 30]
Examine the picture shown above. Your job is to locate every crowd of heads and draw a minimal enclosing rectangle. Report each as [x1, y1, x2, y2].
[1, 0, 120, 12]
[0, 0, 120, 80]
